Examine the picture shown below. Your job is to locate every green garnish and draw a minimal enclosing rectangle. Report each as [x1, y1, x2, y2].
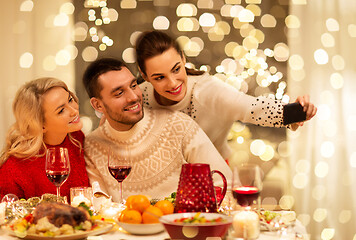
[78, 202, 93, 216]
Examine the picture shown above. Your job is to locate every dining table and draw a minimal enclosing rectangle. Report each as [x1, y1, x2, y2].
[0, 219, 308, 240]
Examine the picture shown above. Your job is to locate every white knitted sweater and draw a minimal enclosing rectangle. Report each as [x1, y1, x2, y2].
[84, 108, 232, 201]
[140, 73, 286, 159]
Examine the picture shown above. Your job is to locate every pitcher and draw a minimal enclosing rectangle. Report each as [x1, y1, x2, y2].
[174, 163, 227, 213]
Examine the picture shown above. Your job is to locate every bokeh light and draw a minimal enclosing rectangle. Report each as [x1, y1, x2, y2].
[330, 72, 344, 89]
[120, 0, 137, 9]
[20, 0, 33, 12]
[285, 15, 300, 28]
[321, 228, 335, 240]
[60, 2, 75, 14]
[313, 208, 328, 222]
[293, 173, 308, 189]
[19, 52, 33, 68]
[43, 56, 56, 71]
[348, 24, 356, 37]
[314, 161, 329, 178]
[176, 3, 197, 17]
[250, 139, 266, 156]
[321, 33, 335, 48]
[274, 43, 289, 62]
[82, 46, 98, 62]
[326, 18, 339, 32]
[199, 13, 216, 27]
[55, 49, 71, 66]
[331, 55, 345, 70]
[153, 16, 170, 30]
[54, 13, 69, 26]
[314, 49, 329, 65]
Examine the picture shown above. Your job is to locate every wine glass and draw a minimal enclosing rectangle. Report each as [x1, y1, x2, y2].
[45, 147, 70, 201]
[232, 163, 263, 209]
[231, 163, 263, 239]
[108, 149, 132, 205]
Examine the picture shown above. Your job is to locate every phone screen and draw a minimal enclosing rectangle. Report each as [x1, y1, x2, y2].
[283, 103, 306, 125]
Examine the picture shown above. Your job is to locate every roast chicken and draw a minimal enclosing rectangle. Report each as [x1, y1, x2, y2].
[32, 202, 90, 227]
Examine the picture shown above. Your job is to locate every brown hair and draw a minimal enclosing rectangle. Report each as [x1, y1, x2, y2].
[82, 58, 128, 99]
[135, 30, 205, 77]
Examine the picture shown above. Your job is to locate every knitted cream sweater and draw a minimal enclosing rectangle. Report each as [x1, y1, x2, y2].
[141, 73, 286, 159]
[85, 108, 232, 201]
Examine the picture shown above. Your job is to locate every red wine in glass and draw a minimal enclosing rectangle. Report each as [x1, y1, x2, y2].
[45, 147, 70, 201]
[108, 166, 132, 182]
[232, 186, 260, 207]
[46, 170, 69, 186]
[232, 164, 263, 209]
[108, 149, 132, 204]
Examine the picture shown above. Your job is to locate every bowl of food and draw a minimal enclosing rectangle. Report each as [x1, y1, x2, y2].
[159, 212, 233, 240]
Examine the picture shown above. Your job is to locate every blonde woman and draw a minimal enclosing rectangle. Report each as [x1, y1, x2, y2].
[0, 78, 90, 200]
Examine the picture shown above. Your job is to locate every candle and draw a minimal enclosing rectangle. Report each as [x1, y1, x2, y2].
[232, 210, 260, 239]
[71, 194, 91, 207]
[101, 202, 126, 219]
[70, 187, 93, 207]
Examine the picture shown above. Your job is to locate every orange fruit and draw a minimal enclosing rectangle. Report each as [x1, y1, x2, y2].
[125, 195, 135, 208]
[142, 205, 163, 224]
[120, 209, 142, 224]
[128, 195, 151, 213]
[118, 208, 128, 222]
[154, 200, 174, 215]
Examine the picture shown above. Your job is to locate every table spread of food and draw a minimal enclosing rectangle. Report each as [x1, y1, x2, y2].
[0, 191, 305, 240]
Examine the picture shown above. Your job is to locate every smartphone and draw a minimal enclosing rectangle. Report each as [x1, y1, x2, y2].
[283, 103, 307, 125]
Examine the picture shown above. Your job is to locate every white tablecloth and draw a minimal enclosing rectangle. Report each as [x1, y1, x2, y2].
[0, 220, 308, 240]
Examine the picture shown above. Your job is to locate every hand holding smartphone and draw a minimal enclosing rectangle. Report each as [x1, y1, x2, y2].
[283, 103, 307, 125]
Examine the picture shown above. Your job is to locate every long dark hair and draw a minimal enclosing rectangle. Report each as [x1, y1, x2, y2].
[135, 30, 205, 77]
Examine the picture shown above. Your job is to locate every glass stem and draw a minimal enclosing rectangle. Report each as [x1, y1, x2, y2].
[257, 195, 261, 213]
[119, 182, 123, 204]
[56, 186, 61, 202]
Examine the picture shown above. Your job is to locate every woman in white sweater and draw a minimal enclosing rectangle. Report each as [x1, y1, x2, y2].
[135, 30, 317, 160]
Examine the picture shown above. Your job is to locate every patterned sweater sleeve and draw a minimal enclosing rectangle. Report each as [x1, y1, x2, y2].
[84, 133, 110, 195]
[180, 112, 232, 186]
[195, 75, 286, 128]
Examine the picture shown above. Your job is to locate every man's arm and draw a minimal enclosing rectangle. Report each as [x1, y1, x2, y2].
[181, 115, 232, 186]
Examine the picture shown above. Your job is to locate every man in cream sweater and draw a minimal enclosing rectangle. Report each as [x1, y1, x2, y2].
[82, 58, 231, 201]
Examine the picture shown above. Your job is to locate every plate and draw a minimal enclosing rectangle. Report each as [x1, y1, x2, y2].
[117, 221, 165, 235]
[259, 210, 296, 231]
[6, 222, 114, 240]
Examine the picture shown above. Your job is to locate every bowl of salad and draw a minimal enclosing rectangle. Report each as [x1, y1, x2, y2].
[159, 212, 232, 240]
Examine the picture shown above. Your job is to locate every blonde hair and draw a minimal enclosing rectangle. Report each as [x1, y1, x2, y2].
[0, 77, 81, 165]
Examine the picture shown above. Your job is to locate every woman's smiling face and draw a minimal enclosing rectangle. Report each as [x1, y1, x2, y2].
[142, 47, 188, 106]
[42, 87, 82, 143]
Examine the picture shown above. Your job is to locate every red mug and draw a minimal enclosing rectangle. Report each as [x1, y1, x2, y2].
[174, 163, 227, 213]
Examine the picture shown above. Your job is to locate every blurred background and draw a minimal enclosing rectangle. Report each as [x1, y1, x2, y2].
[1, 0, 356, 239]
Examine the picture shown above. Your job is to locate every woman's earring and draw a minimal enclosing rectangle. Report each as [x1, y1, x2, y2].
[95, 110, 103, 119]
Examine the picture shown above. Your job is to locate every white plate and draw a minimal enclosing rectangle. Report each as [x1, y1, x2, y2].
[6, 222, 114, 240]
[259, 210, 296, 231]
[117, 221, 165, 235]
